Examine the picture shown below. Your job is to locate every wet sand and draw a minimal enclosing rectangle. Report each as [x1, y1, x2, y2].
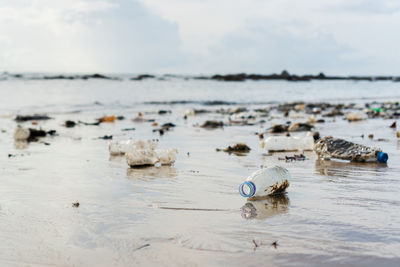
[1, 79, 400, 266]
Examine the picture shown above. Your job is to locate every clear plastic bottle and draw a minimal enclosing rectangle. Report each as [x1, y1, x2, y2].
[239, 165, 290, 200]
[261, 135, 314, 152]
[314, 136, 388, 163]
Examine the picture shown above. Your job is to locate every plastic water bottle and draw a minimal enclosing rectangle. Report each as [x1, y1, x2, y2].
[261, 135, 314, 152]
[314, 136, 388, 163]
[239, 165, 291, 200]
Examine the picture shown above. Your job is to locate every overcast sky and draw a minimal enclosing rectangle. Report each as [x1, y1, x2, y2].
[0, 0, 399, 75]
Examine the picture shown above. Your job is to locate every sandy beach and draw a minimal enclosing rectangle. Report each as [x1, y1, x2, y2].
[0, 78, 399, 266]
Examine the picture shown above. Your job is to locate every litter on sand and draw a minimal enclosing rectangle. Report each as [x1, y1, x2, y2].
[239, 165, 290, 200]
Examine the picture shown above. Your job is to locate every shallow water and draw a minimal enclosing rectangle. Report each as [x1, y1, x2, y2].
[1, 78, 400, 266]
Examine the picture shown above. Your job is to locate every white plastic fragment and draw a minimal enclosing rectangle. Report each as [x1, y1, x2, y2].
[155, 149, 178, 165]
[14, 126, 30, 141]
[347, 113, 367, 122]
[126, 150, 159, 167]
[184, 109, 195, 116]
[109, 140, 157, 155]
[109, 139, 178, 167]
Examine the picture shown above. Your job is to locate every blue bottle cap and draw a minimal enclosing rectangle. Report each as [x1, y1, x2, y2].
[377, 152, 388, 163]
[239, 181, 256, 198]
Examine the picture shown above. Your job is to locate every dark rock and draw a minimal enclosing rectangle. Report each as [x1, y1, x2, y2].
[47, 130, 57, 136]
[29, 129, 47, 138]
[192, 76, 209, 80]
[288, 122, 314, 132]
[121, 128, 136, 131]
[161, 122, 176, 128]
[313, 131, 320, 142]
[268, 124, 288, 133]
[152, 122, 176, 135]
[81, 73, 112, 79]
[78, 120, 101, 126]
[211, 73, 246, 82]
[203, 100, 236, 106]
[43, 75, 75, 80]
[26, 128, 47, 142]
[158, 110, 171, 115]
[65, 120, 76, 128]
[280, 70, 290, 79]
[131, 74, 155, 81]
[220, 143, 251, 154]
[323, 109, 344, 117]
[15, 115, 52, 122]
[201, 120, 224, 129]
[279, 154, 307, 162]
[98, 135, 113, 140]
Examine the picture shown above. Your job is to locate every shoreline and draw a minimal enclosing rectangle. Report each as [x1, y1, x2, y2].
[2, 70, 400, 82]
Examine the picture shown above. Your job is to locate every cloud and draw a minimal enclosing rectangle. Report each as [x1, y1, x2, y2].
[0, 0, 400, 74]
[140, 0, 400, 75]
[323, 0, 400, 15]
[0, 0, 186, 73]
[191, 20, 356, 75]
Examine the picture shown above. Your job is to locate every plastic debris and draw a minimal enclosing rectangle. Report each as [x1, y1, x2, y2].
[14, 126, 31, 140]
[132, 112, 154, 122]
[15, 114, 52, 122]
[200, 120, 223, 129]
[126, 149, 159, 167]
[109, 140, 157, 156]
[347, 113, 367, 122]
[99, 115, 116, 123]
[323, 109, 344, 117]
[216, 143, 251, 154]
[261, 135, 314, 152]
[314, 136, 388, 163]
[288, 122, 314, 132]
[14, 126, 55, 142]
[155, 149, 178, 165]
[278, 154, 307, 162]
[109, 139, 177, 167]
[239, 165, 291, 200]
[288, 111, 305, 119]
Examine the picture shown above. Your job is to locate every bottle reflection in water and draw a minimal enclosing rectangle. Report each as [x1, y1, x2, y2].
[241, 194, 290, 220]
[126, 166, 178, 180]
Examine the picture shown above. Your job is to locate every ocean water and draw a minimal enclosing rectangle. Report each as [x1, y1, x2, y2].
[0, 78, 400, 266]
